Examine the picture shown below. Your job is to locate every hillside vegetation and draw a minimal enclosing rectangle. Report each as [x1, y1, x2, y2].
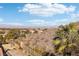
[52, 22, 79, 56]
[0, 22, 79, 56]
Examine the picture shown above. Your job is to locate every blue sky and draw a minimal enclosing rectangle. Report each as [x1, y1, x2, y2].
[0, 3, 79, 27]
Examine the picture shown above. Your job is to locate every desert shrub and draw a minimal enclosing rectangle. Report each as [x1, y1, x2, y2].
[25, 30, 31, 34]
[33, 47, 45, 55]
[34, 30, 38, 33]
[4, 29, 21, 42]
[0, 35, 4, 42]
[0, 31, 5, 34]
[20, 31, 26, 38]
[52, 22, 79, 56]
[42, 51, 55, 56]
[0, 35, 6, 43]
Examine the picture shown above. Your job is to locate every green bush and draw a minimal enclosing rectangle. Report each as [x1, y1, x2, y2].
[0, 35, 6, 43]
[52, 22, 79, 56]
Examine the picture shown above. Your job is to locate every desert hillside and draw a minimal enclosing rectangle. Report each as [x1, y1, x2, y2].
[0, 22, 79, 56]
[0, 28, 57, 56]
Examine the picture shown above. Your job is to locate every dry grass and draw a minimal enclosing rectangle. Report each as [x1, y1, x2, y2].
[2, 28, 57, 56]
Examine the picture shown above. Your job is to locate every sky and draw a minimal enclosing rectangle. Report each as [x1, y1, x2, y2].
[0, 3, 79, 27]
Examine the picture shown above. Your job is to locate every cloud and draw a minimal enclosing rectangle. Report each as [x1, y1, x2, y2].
[0, 6, 3, 9]
[26, 18, 75, 27]
[6, 23, 23, 26]
[70, 13, 79, 22]
[71, 13, 79, 18]
[27, 19, 46, 23]
[25, 19, 70, 27]
[0, 18, 23, 26]
[26, 19, 48, 25]
[54, 19, 72, 25]
[0, 22, 23, 26]
[0, 18, 3, 22]
[19, 3, 76, 16]
[26, 19, 54, 27]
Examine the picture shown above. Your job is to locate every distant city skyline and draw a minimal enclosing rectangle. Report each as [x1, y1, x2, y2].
[0, 3, 79, 27]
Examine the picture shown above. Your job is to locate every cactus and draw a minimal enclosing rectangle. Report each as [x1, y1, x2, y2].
[52, 22, 79, 55]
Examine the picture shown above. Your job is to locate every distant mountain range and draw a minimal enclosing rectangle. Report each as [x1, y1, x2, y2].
[0, 22, 78, 29]
[0, 24, 56, 29]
